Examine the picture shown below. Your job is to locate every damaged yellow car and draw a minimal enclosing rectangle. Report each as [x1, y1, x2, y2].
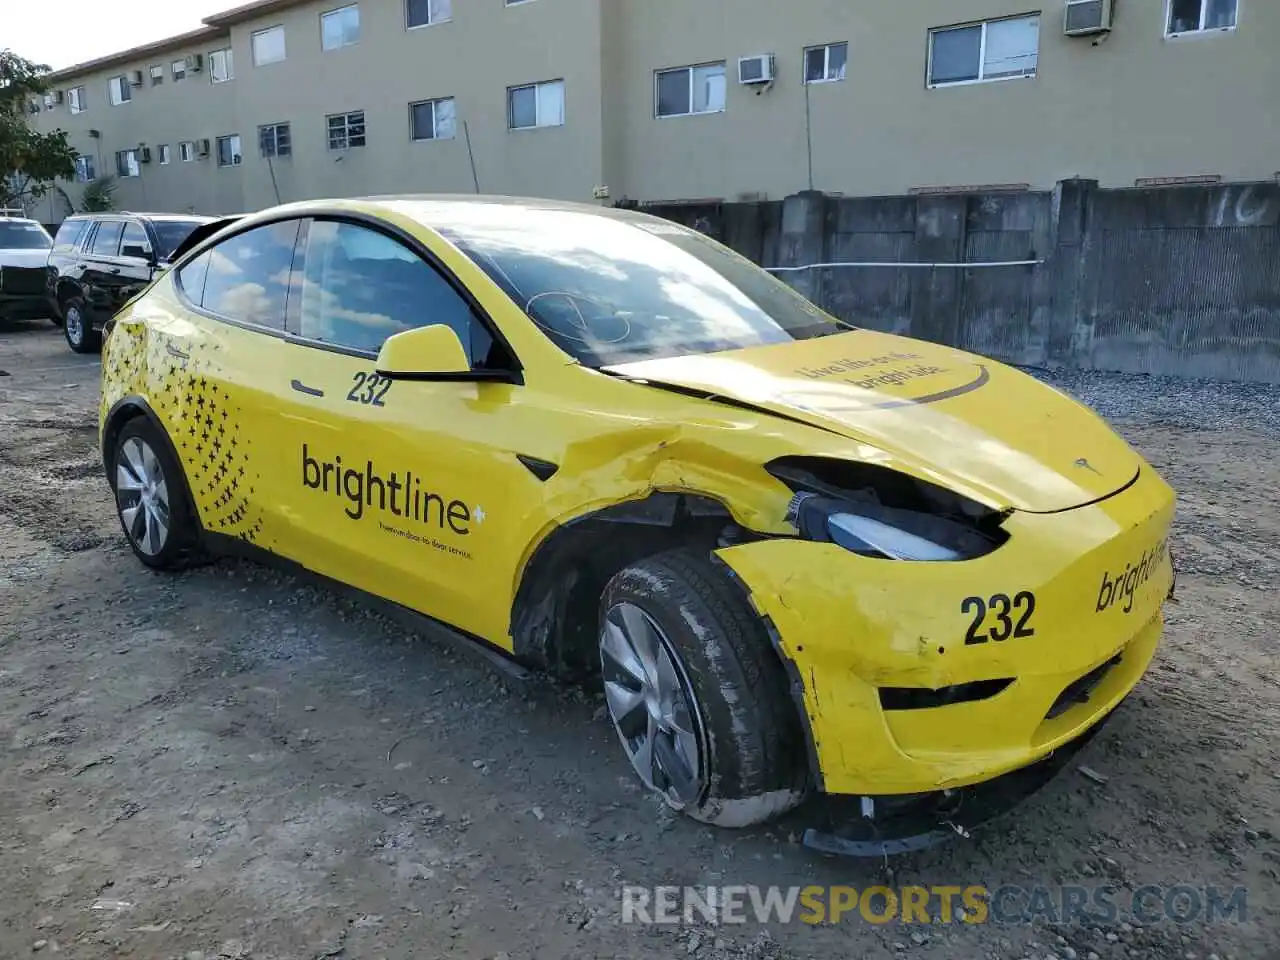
[99, 196, 1175, 853]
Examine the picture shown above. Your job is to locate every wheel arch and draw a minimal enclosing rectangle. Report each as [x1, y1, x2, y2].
[509, 491, 785, 676]
[101, 396, 201, 530]
[54, 278, 83, 309]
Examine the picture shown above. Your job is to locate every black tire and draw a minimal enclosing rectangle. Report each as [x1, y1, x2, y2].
[62, 296, 100, 354]
[110, 417, 203, 570]
[600, 547, 808, 827]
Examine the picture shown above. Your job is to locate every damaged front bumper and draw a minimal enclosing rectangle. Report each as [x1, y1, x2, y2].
[715, 465, 1175, 807]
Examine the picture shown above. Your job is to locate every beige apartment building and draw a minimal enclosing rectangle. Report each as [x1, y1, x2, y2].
[27, 0, 1280, 223]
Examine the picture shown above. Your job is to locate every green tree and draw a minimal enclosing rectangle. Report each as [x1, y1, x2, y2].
[1, 49, 77, 210]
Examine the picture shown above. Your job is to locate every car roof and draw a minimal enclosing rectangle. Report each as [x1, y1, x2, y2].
[236, 194, 681, 234]
[67, 212, 217, 223]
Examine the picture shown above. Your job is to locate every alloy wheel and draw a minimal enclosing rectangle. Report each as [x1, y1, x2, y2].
[65, 305, 84, 345]
[115, 437, 171, 556]
[600, 601, 706, 807]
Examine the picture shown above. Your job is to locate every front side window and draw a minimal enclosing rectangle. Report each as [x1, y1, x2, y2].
[327, 110, 367, 149]
[432, 204, 843, 368]
[0, 220, 52, 250]
[297, 219, 487, 360]
[216, 135, 243, 167]
[655, 62, 726, 118]
[68, 86, 86, 113]
[108, 75, 132, 105]
[90, 220, 125, 257]
[172, 59, 187, 81]
[928, 15, 1040, 86]
[322, 5, 361, 49]
[120, 222, 153, 260]
[116, 149, 140, 178]
[1168, 0, 1238, 34]
[410, 97, 456, 140]
[210, 47, 234, 83]
[804, 42, 848, 83]
[253, 26, 287, 65]
[74, 155, 96, 182]
[508, 80, 564, 130]
[406, 0, 451, 28]
[260, 122, 292, 157]
[197, 220, 303, 329]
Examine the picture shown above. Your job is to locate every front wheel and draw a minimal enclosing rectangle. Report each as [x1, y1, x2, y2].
[63, 297, 100, 354]
[599, 548, 808, 828]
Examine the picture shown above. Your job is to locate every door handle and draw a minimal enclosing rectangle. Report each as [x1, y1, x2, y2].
[109, 267, 121, 275]
[291, 379, 325, 397]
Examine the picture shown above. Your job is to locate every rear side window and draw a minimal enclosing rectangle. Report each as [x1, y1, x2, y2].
[177, 252, 211, 304]
[197, 220, 302, 330]
[296, 219, 490, 361]
[89, 220, 125, 257]
[120, 222, 153, 260]
[53, 219, 89, 252]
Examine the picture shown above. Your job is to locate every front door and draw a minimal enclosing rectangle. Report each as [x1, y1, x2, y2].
[265, 217, 543, 645]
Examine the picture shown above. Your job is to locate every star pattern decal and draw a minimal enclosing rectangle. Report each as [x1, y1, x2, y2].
[102, 327, 266, 547]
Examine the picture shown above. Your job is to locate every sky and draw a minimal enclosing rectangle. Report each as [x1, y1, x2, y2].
[7, 0, 232, 71]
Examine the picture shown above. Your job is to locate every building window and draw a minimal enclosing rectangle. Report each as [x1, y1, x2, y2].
[508, 79, 564, 130]
[259, 122, 292, 157]
[209, 47, 234, 83]
[928, 14, 1040, 87]
[116, 149, 141, 178]
[1167, 0, 1237, 35]
[322, 5, 361, 50]
[252, 26, 287, 65]
[68, 86, 86, 114]
[327, 110, 366, 149]
[179, 141, 196, 162]
[804, 42, 848, 83]
[149, 64, 164, 86]
[506, 0, 535, 5]
[216, 134, 243, 167]
[74, 155, 96, 182]
[172, 59, 187, 81]
[655, 62, 726, 118]
[158, 144, 171, 165]
[406, 0, 451, 28]
[410, 97, 456, 140]
[108, 75, 132, 106]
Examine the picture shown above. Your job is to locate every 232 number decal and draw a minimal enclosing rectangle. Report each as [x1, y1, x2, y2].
[961, 591, 1037, 645]
[346, 371, 393, 407]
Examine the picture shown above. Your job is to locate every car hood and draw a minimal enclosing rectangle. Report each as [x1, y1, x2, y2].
[0, 249, 50, 269]
[605, 330, 1141, 514]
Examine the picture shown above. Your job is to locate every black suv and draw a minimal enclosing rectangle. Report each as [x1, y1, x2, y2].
[48, 213, 216, 353]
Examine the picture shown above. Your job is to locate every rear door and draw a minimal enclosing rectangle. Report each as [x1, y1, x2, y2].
[81, 218, 126, 317]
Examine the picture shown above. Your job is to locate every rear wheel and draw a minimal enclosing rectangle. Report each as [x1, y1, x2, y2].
[111, 418, 201, 570]
[63, 297, 100, 354]
[599, 548, 808, 827]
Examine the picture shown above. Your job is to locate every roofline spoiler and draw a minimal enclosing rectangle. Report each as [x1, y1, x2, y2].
[165, 215, 244, 262]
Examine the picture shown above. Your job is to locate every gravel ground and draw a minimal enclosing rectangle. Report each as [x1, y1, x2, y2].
[1, 321, 1278, 960]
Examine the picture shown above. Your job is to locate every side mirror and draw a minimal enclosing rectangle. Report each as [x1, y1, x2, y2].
[375, 324, 472, 380]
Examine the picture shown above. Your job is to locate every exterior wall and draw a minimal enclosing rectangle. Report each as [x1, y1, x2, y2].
[613, 0, 1280, 202]
[28, 0, 1280, 219]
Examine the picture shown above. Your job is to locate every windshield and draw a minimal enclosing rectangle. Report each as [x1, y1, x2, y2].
[0, 220, 52, 250]
[431, 205, 847, 367]
[151, 220, 207, 260]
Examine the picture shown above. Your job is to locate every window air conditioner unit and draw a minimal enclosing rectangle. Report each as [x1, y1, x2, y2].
[1064, 0, 1114, 36]
[139, 146, 153, 164]
[737, 54, 775, 85]
[130, 69, 145, 86]
[186, 53, 204, 72]
[197, 138, 211, 157]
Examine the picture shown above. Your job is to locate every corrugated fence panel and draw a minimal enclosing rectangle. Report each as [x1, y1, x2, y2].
[819, 232, 917, 335]
[957, 229, 1040, 363]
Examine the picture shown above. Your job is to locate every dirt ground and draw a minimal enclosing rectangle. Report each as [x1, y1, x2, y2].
[1, 320, 1277, 960]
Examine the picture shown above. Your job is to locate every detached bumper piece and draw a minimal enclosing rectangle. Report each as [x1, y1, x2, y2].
[800, 707, 1116, 858]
